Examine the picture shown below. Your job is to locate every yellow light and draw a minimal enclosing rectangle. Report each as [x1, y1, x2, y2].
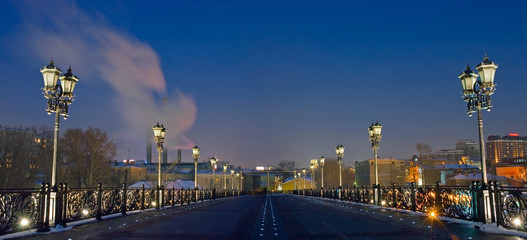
[381, 200, 386, 206]
[151, 201, 156, 207]
[20, 218, 29, 227]
[514, 218, 521, 226]
[430, 212, 436, 217]
[82, 209, 89, 216]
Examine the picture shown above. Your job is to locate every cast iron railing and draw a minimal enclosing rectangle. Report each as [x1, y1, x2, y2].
[296, 181, 527, 232]
[0, 184, 235, 236]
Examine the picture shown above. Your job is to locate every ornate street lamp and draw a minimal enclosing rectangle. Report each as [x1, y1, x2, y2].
[458, 55, 497, 185]
[230, 169, 235, 191]
[153, 123, 167, 209]
[320, 156, 325, 189]
[335, 145, 345, 199]
[458, 56, 497, 223]
[41, 60, 79, 188]
[210, 157, 217, 189]
[192, 145, 200, 200]
[223, 164, 228, 191]
[236, 172, 240, 191]
[368, 121, 382, 205]
[41, 59, 79, 228]
[310, 162, 315, 189]
[302, 168, 306, 190]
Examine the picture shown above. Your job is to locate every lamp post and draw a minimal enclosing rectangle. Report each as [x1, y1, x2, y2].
[41, 59, 79, 227]
[458, 55, 497, 223]
[293, 170, 297, 190]
[210, 157, 217, 189]
[458, 55, 497, 185]
[153, 123, 167, 209]
[310, 162, 315, 189]
[236, 172, 240, 191]
[223, 164, 228, 191]
[231, 170, 235, 191]
[335, 145, 345, 199]
[320, 156, 325, 189]
[368, 122, 382, 205]
[302, 168, 306, 191]
[192, 145, 200, 200]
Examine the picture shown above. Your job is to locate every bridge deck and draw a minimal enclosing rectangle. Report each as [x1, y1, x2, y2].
[8, 195, 523, 240]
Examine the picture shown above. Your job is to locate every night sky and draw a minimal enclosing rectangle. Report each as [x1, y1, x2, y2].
[1, 0, 526, 168]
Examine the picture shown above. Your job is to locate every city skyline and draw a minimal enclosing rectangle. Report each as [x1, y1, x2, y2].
[1, 1, 526, 168]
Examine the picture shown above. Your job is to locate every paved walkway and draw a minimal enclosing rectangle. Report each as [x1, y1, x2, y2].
[6, 195, 526, 240]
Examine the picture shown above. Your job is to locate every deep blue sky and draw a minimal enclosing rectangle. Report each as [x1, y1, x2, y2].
[1, 0, 526, 168]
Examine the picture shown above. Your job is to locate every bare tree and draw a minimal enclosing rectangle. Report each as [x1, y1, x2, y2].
[314, 159, 354, 188]
[0, 125, 53, 188]
[275, 160, 296, 171]
[60, 128, 116, 187]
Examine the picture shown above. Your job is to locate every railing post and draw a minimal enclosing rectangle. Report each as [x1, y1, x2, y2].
[493, 181, 502, 227]
[392, 183, 397, 208]
[63, 183, 69, 225]
[96, 183, 103, 221]
[487, 181, 495, 223]
[172, 186, 175, 206]
[36, 184, 49, 232]
[410, 182, 416, 212]
[435, 181, 441, 214]
[160, 185, 164, 209]
[121, 183, 127, 215]
[140, 184, 145, 210]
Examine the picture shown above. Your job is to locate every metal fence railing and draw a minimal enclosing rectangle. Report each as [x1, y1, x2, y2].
[295, 181, 527, 232]
[0, 183, 237, 236]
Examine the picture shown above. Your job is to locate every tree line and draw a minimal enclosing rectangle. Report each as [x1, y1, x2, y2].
[0, 125, 116, 188]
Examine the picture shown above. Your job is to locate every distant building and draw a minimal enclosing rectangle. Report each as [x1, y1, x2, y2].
[280, 177, 313, 192]
[487, 133, 527, 167]
[354, 158, 406, 187]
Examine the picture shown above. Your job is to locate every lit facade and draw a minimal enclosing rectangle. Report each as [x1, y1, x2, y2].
[487, 134, 527, 166]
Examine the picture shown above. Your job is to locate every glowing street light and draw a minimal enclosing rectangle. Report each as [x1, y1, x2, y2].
[192, 145, 200, 200]
[41, 59, 79, 227]
[458, 55, 497, 185]
[310, 161, 315, 189]
[458, 55, 498, 223]
[320, 156, 325, 189]
[368, 121, 382, 205]
[335, 145, 345, 199]
[153, 123, 167, 209]
[210, 157, 217, 189]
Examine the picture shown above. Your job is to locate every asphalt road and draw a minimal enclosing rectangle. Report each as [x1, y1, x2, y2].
[9, 195, 525, 240]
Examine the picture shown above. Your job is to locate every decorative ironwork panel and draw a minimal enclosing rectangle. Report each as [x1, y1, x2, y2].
[396, 187, 413, 210]
[143, 189, 156, 208]
[126, 188, 141, 211]
[101, 188, 122, 215]
[414, 186, 435, 213]
[439, 187, 473, 220]
[66, 188, 98, 221]
[498, 188, 527, 230]
[0, 190, 40, 235]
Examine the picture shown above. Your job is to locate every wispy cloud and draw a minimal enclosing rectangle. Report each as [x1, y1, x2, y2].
[14, 1, 196, 157]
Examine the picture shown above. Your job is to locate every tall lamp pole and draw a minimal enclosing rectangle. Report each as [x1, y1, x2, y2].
[210, 157, 217, 189]
[192, 145, 200, 200]
[335, 145, 345, 199]
[231, 170, 235, 191]
[41, 59, 79, 227]
[320, 156, 325, 189]
[153, 123, 167, 209]
[458, 55, 497, 185]
[368, 122, 382, 205]
[458, 55, 497, 223]
[223, 164, 228, 191]
[310, 162, 315, 189]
